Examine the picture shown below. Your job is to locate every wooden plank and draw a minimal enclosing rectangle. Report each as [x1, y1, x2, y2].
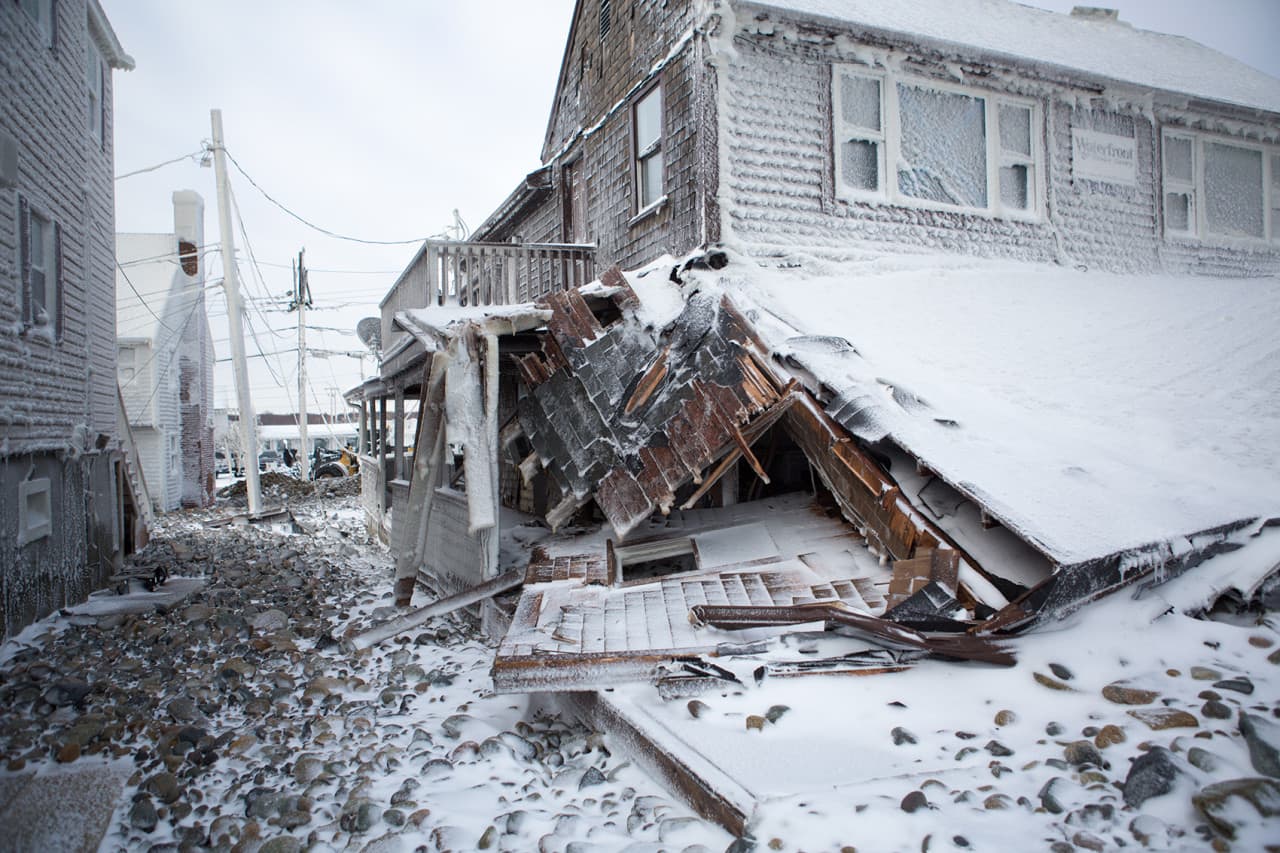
[623, 346, 671, 415]
[349, 569, 524, 651]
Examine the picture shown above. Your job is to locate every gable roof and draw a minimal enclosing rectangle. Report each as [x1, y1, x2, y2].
[743, 0, 1280, 115]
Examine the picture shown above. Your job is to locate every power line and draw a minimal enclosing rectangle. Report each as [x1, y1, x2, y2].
[222, 146, 437, 246]
[117, 242, 220, 268]
[115, 149, 206, 181]
[251, 258, 403, 275]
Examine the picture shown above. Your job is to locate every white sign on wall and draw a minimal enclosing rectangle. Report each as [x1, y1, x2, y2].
[1072, 128, 1138, 186]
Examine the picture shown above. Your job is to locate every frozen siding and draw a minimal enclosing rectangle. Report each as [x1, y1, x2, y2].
[507, 0, 709, 274]
[543, 0, 701, 163]
[1, 0, 129, 637]
[0, 0, 119, 449]
[718, 24, 1280, 275]
[721, 33, 1058, 263]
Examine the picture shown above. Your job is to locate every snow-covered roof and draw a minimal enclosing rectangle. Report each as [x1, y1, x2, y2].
[744, 0, 1280, 115]
[707, 253, 1280, 566]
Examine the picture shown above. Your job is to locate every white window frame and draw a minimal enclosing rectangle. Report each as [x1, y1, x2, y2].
[22, 203, 59, 333]
[1161, 130, 1197, 238]
[833, 66, 1044, 220]
[17, 477, 52, 547]
[87, 40, 105, 147]
[632, 84, 666, 215]
[1162, 128, 1279, 245]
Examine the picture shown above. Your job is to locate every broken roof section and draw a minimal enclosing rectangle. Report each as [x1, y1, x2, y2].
[714, 254, 1280, 570]
[512, 268, 788, 538]
[387, 252, 1277, 691]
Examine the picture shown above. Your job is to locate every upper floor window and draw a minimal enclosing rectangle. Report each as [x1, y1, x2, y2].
[833, 67, 1041, 219]
[18, 197, 61, 336]
[1162, 130, 1279, 243]
[633, 84, 664, 212]
[19, 0, 54, 47]
[88, 41, 105, 147]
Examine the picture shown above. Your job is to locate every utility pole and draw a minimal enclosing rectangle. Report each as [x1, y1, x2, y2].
[209, 109, 262, 516]
[291, 249, 312, 479]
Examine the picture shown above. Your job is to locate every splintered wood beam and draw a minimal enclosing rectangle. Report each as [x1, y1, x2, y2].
[679, 394, 796, 510]
[623, 345, 671, 415]
[680, 450, 741, 510]
[729, 424, 770, 485]
[518, 451, 542, 486]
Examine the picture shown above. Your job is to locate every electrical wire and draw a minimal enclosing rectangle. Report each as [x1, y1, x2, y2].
[115, 149, 206, 181]
[120, 294, 207, 413]
[250, 259, 403, 275]
[222, 147, 435, 246]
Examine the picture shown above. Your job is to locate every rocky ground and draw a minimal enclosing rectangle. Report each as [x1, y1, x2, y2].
[0, 489, 730, 852]
[2, 482, 1278, 852]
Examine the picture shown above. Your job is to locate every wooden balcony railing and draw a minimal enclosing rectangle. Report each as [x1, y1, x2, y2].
[381, 240, 596, 361]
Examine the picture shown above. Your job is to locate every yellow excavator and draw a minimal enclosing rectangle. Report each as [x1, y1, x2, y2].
[311, 446, 359, 479]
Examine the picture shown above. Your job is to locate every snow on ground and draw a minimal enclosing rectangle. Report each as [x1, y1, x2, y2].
[0, 490, 730, 853]
[695, 252, 1280, 566]
[612, 528, 1280, 850]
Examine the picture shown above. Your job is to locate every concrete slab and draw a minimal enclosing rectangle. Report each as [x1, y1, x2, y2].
[68, 577, 205, 618]
[0, 761, 129, 853]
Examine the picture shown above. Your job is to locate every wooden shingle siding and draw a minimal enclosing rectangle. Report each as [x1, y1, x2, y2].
[2, 0, 127, 638]
[1, 0, 119, 449]
[722, 20, 1280, 276]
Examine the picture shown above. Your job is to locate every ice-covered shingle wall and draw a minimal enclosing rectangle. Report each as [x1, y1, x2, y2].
[718, 15, 1280, 275]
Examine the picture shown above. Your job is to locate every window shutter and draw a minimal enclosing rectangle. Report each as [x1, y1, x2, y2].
[18, 195, 31, 327]
[53, 221, 63, 339]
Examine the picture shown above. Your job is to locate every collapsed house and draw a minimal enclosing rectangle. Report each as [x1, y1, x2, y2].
[352, 251, 1279, 693]
[344, 0, 1280, 831]
[348, 0, 1280, 674]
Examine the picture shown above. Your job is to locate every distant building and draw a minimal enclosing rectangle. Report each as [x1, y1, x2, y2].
[215, 410, 360, 471]
[116, 191, 216, 511]
[0, 0, 136, 638]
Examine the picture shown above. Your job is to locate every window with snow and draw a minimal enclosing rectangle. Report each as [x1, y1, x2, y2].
[832, 67, 1040, 218]
[19, 0, 54, 47]
[87, 41, 105, 148]
[1204, 143, 1264, 239]
[633, 85, 664, 212]
[897, 83, 988, 208]
[17, 478, 52, 547]
[1161, 132, 1195, 236]
[834, 73, 884, 196]
[1161, 130, 1278, 243]
[18, 197, 60, 335]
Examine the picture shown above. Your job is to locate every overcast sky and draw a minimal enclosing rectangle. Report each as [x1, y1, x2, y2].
[101, 0, 1280, 414]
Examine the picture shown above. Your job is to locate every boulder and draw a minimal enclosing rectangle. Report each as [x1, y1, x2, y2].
[1122, 746, 1185, 809]
[1191, 777, 1280, 841]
